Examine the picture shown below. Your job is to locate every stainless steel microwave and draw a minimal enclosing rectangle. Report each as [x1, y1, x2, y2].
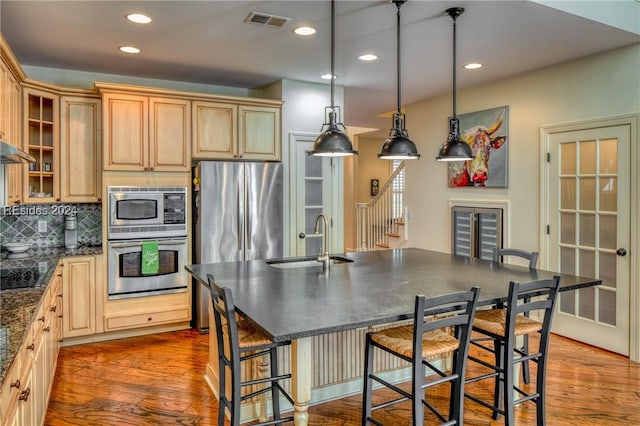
[107, 186, 188, 240]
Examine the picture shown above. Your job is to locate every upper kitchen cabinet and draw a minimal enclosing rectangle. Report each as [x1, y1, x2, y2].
[192, 101, 281, 161]
[239, 104, 280, 161]
[23, 87, 60, 203]
[60, 96, 102, 202]
[192, 101, 237, 159]
[101, 90, 190, 172]
[0, 41, 24, 205]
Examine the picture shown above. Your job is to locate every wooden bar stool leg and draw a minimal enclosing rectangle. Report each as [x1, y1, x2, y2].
[256, 355, 269, 422]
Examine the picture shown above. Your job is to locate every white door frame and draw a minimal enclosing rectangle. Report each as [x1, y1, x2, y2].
[540, 114, 639, 361]
[287, 131, 344, 257]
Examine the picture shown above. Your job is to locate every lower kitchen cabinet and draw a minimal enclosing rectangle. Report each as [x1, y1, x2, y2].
[0, 264, 61, 426]
[62, 256, 97, 338]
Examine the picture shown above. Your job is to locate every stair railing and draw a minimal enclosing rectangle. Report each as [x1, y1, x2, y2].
[356, 161, 406, 251]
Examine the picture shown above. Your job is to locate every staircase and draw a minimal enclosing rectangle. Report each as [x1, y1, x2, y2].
[356, 161, 408, 251]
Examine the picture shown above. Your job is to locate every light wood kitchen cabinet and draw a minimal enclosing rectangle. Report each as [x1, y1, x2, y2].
[192, 101, 237, 159]
[22, 87, 59, 203]
[0, 266, 61, 426]
[60, 96, 102, 202]
[62, 256, 96, 338]
[192, 101, 280, 161]
[238, 104, 280, 160]
[0, 49, 24, 205]
[102, 92, 190, 172]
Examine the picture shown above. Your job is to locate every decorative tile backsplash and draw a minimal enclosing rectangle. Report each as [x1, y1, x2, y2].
[0, 204, 102, 248]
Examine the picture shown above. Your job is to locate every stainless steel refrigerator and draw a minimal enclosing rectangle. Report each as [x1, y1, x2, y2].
[192, 161, 283, 332]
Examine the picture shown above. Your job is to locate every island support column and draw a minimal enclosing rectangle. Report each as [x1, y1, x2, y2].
[291, 336, 312, 426]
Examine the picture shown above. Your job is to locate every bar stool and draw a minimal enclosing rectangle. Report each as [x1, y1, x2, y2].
[207, 274, 294, 426]
[491, 248, 539, 384]
[465, 276, 560, 426]
[362, 287, 480, 426]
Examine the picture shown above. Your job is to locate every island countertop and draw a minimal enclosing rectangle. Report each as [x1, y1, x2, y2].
[186, 248, 601, 343]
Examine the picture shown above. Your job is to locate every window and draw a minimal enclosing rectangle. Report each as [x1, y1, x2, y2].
[392, 160, 404, 219]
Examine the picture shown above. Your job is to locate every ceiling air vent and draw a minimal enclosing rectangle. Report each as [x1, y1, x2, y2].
[244, 11, 291, 28]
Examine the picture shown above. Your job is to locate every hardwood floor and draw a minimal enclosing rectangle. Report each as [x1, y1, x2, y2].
[45, 329, 640, 425]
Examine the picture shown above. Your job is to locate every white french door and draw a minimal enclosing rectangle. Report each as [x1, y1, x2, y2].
[289, 132, 343, 257]
[546, 123, 631, 355]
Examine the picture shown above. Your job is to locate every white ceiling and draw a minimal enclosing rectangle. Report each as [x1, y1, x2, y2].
[1, 1, 639, 136]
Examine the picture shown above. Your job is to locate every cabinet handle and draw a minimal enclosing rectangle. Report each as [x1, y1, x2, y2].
[148, 317, 152, 321]
[44, 326, 51, 332]
[10, 379, 20, 389]
[51, 306, 57, 312]
[14, 199, 20, 204]
[150, 166, 155, 171]
[19, 388, 31, 401]
[38, 316, 45, 322]
[97, 197, 102, 202]
[26, 343, 34, 351]
[56, 198, 60, 202]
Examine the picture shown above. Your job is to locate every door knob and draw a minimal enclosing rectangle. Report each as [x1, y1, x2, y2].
[616, 248, 627, 257]
[298, 232, 306, 239]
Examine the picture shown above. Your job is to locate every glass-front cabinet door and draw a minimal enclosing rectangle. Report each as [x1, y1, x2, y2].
[23, 87, 59, 203]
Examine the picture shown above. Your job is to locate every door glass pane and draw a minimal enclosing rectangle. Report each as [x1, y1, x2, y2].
[305, 180, 322, 205]
[579, 214, 595, 247]
[305, 207, 323, 233]
[599, 138, 617, 174]
[599, 252, 617, 289]
[305, 153, 322, 177]
[560, 212, 575, 244]
[578, 286, 595, 320]
[560, 142, 576, 174]
[305, 238, 322, 256]
[600, 177, 617, 211]
[560, 178, 576, 209]
[559, 292, 576, 315]
[579, 177, 596, 210]
[560, 247, 575, 274]
[599, 215, 617, 250]
[579, 140, 596, 174]
[579, 249, 595, 278]
[599, 289, 616, 326]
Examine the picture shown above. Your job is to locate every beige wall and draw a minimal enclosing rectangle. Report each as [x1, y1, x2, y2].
[403, 44, 640, 255]
[356, 137, 391, 203]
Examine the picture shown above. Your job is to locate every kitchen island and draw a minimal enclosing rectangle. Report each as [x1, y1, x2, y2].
[187, 248, 601, 425]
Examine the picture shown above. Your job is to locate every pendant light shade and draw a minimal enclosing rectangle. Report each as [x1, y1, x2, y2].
[379, 0, 420, 160]
[435, 7, 473, 162]
[311, 0, 357, 157]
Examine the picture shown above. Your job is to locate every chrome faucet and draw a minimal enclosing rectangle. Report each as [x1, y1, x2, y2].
[313, 213, 330, 271]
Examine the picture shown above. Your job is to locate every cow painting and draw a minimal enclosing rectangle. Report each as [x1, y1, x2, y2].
[448, 106, 509, 188]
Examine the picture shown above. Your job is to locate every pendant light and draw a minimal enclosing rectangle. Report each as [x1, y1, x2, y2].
[311, 0, 357, 157]
[378, 0, 420, 160]
[435, 7, 473, 161]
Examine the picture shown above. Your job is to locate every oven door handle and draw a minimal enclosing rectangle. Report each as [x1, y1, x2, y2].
[109, 239, 186, 248]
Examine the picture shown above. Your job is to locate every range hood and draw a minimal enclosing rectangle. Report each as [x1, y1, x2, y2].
[0, 140, 36, 164]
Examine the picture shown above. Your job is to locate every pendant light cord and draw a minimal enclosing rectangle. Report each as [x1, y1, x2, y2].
[452, 12, 457, 118]
[330, 0, 336, 110]
[396, 1, 402, 114]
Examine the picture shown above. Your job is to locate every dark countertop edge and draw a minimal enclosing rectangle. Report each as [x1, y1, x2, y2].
[0, 246, 103, 387]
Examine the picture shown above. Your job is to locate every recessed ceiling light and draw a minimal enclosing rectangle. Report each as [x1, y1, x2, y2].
[464, 62, 482, 70]
[120, 46, 141, 54]
[321, 74, 336, 80]
[126, 13, 152, 24]
[294, 26, 316, 36]
[358, 54, 378, 62]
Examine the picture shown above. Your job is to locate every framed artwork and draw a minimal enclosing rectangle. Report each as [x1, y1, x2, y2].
[370, 179, 379, 196]
[448, 105, 509, 188]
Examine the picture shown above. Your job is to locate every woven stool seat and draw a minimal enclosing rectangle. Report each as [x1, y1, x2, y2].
[371, 325, 460, 359]
[473, 309, 542, 336]
[235, 319, 272, 348]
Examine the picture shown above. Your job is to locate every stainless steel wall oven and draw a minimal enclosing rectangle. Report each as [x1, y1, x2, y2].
[107, 186, 188, 300]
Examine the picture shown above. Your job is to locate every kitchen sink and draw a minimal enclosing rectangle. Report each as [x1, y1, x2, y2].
[266, 255, 353, 269]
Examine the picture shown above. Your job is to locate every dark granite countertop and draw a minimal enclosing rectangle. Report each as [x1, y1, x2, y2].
[0, 245, 103, 386]
[187, 248, 601, 343]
